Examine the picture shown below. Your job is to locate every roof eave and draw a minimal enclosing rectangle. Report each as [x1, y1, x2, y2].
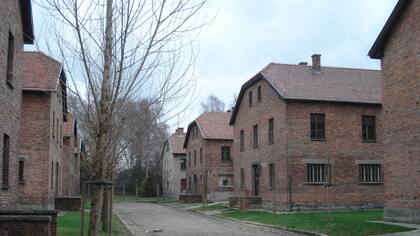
[368, 0, 410, 59]
[20, 0, 35, 44]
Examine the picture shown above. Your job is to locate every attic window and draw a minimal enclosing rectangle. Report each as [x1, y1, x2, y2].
[257, 86, 261, 103]
[248, 91, 253, 107]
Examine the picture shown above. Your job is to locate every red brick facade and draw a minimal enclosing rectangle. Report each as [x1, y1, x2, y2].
[184, 112, 234, 201]
[18, 52, 68, 208]
[369, 0, 420, 223]
[0, 0, 33, 206]
[62, 115, 81, 196]
[231, 60, 384, 211]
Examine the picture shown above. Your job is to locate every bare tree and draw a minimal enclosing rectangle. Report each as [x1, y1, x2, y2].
[200, 94, 225, 112]
[37, 0, 209, 234]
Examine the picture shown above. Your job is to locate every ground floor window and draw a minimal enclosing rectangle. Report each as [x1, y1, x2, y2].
[307, 164, 329, 183]
[181, 178, 187, 191]
[240, 168, 245, 190]
[359, 164, 381, 183]
[18, 160, 24, 183]
[269, 163, 275, 189]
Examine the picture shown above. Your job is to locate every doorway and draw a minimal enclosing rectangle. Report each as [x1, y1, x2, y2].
[252, 164, 260, 196]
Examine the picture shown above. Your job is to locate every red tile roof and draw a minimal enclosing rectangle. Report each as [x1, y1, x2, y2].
[184, 112, 233, 148]
[22, 51, 62, 91]
[168, 132, 186, 155]
[262, 63, 381, 104]
[230, 63, 381, 125]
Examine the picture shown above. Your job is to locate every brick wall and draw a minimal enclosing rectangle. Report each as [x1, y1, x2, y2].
[0, 0, 25, 206]
[186, 124, 233, 201]
[232, 78, 384, 211]
[19, 84, 65, 207]
[380, 0, 420, 223]
[18, 92, 51, 206]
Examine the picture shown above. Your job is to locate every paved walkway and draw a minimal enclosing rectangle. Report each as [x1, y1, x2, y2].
[114, 202, 302, 236]
[372, 221, 420, 236]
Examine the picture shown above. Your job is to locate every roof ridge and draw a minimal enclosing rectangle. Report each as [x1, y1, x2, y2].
[267, 62, 380, 72]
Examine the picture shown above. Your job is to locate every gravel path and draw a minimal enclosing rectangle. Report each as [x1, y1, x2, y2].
[114, 202, 302, 236]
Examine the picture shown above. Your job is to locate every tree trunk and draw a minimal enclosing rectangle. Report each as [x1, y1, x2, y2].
[101, 188, 110, 232]
[88, 0, 114, 234]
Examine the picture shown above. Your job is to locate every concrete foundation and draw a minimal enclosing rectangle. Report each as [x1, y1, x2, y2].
[384, 208, 420, 224]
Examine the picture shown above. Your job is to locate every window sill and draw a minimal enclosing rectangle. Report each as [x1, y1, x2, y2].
[359, 182, 383, 185]
[362, 140, 377, 143]
[311, 138, 326, 142]
[18, 181, 25, 185]
[304, 182, 331, 185]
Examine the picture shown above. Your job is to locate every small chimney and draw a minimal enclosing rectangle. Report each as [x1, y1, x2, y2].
[298, 62, 308, 66]
[175, 127, 184, 135]
[226, 109, 232, 113]
[311, 54, 321, 72]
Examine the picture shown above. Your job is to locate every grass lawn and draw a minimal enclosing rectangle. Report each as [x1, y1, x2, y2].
[58, 211, 130, 236]
[221, 210, 415, 236]
[195, 203, 229, 212]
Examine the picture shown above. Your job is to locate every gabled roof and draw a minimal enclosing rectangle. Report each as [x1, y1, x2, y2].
[167, 132, 186, 155]
[22, 51, 68, 121]
[184, 112, 233, 148]
[20, 0, 35, 44]
[369, 0, 412, 59]
[22, 52, 63, 91]
[230, 63, 381, 125]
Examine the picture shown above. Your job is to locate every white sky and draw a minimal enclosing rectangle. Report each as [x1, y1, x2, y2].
[29, 0, 398, 133]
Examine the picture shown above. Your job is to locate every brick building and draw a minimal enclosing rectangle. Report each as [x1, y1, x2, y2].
[184, 112, 234, 201]
[230, 55, 384, 211]
[162, 128, 187, 199]
[369, 0, 420, 223]
[18, 51, 68, 208]
[0, 0, 34, 207]
[61, 114, 81, 196]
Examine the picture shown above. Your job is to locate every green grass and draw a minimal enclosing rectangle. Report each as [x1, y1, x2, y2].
[195, 203, 229, 212]
[221, 210, 415, 236]
[58, 211, 130, 236]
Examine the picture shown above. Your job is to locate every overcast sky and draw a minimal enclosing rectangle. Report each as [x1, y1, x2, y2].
[31, 0, 397, 131]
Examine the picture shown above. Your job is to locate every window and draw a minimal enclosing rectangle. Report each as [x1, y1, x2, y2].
[307, 164, 329, 183]
[257, 86, 261, 103]
[268, 118, 274, 145]
[240, 130, 245, 152]
[221, 146, 231, 161]
[181, 178, 187, 191]
[56, 118, 59, 144]
[51, 161, 54, 189]
[222, 179, 229, 186]
[362, 116, 376, 141]
[188, 152, 191, 166]
[248, 91, 253, 107]
[200, 148, 202, 164]
[269, 164, 275, 189]
[18, 160, 24, 183]
[195, 127, 198, 138]
[310, 113, 325, 140]
[240, 168, 245, 190]
[188, 176, 191, 191]
[2, 134, 10, 189]
[194, 150, 196, 166]
[181, 158, 186, 171]
[253, 125, 258, 149]
[6, 31, 14, 86]
[53, 112, 55, 139]
[359, 164, 381, 183]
